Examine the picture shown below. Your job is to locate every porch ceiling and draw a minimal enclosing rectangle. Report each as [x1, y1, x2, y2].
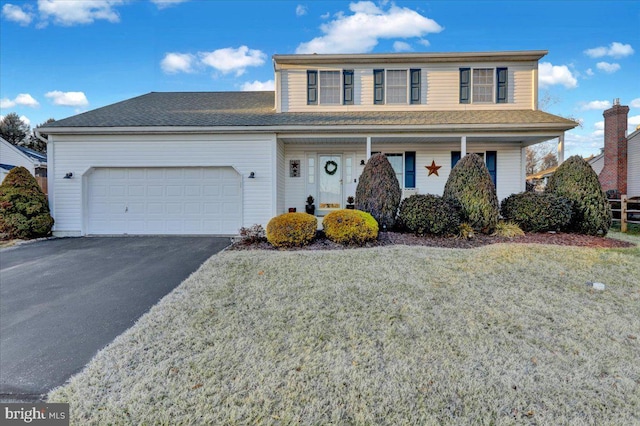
[278, 134, 558, 146]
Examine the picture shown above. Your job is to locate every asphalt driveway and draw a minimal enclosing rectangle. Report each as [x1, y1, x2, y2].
[0, 236, 229, 401]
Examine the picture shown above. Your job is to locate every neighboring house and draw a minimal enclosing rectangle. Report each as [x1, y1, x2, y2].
[526, 165, 557, 191]
[596, 100, 640, 197]
[0, 137, 47, 185]
[586, 151, 604, 176]
[40, 50, 577, 236]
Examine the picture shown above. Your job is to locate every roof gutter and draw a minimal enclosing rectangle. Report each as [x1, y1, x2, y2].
[34, 129, 48, 145]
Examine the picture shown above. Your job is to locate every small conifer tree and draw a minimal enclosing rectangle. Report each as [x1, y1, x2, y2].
[355, 153, 401, 229]
[0, 167, 54, 239]
[545, 155, 611, 235]
[443, 153, 499, 233]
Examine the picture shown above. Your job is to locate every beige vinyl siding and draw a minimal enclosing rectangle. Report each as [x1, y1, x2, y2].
[283, 142, 523, 211]
[280, 62, 535, 112]
[628, 132, 640, 197]
[49, 134, 276, 236]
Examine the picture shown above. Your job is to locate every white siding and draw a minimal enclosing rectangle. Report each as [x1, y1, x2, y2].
[50, 134, 276, 236]
[283, 142, 523, 211]
[628, 132, 640, 197]
[0, 139, 35, 175]
[276, 139, 285, 214]
[590, 155, 604, 176]
[280, 62, 535, 112]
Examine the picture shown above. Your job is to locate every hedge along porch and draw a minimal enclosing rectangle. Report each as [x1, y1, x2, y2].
[280, 133, 564, 216]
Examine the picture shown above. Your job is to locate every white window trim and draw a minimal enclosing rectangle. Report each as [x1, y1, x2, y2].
[470, 67, 496, 104]
[315, 69, 343, 106]
[384, 69, 410, 105]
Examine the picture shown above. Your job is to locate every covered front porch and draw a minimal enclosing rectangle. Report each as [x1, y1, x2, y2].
[277, 132, 566, 216]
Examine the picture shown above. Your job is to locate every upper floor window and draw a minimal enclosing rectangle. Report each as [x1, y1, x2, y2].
[459, 67, 508, 104]
[307, 70, 354, 105]
[374, 69, 421, 105]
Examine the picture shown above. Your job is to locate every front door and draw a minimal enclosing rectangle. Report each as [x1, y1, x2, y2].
[318, 154, 342, 213]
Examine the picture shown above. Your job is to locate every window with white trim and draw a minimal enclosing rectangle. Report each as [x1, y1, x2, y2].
[472, 69, 494, 103]
[319, 71, 340, 105]
[386, 70, 408, 104]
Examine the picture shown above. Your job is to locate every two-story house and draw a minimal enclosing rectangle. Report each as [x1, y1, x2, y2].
[40, 50, 577, 236]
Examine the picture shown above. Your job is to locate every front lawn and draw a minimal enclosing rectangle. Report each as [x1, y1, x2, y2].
[49, 243, 640, 424]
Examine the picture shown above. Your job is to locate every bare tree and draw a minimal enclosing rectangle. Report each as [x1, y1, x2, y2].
[25, 118, 56, 153]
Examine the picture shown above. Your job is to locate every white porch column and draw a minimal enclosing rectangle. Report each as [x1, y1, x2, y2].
[366, 136, 372, 159]
[461, 136, 467, 157]
[557, 133, 565, 164]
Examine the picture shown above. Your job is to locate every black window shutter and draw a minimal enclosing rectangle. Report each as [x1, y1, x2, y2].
[410, 69, 421, 104]
[373, 69, 384, 104]
[451, 151, 461, 169]
[496, 68, 508, 103]
[307, 70, 317, 105]
[404, 152, 416, 188]
[459, 68, 470, 104]
[343, 70, 354, 105]
[486, 151, 497, 188]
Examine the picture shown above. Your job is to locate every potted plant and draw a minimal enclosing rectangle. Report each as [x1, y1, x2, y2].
[346, 195, 355, 209]
[305, 195, 315, 215]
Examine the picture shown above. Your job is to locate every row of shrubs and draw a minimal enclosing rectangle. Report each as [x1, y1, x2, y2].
[356, 152, 611, 237]
[265, 209, 379, 248]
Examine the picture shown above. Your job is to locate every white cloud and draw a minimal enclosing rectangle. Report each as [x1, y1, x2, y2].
[320, 12, 330, 19]
[393, 41, 412, 52]
[150, 0, 189, 9]
[296, 4, 307, 16]
[630, 115, 640, 126]
[584, 42, 634, 58]
[241, 80, 275, 91]
[199, 46, 266, 76]
[0, 93, 40, 109]
[593, 120, 605, 137]
[45, 91, 89, 107]
[538, 62, 578, 89]
[596, 61, 620, 73]
[418, 39, 430, 47]
[2, 3, 34, 25]
[585, 68, 594, 76]
[630, 98, 640, 108]
[580, 100, 611, 111]
[19, 115, 31, 126]
[37, 0, 124, 26]
[161, 52, 196, 74]
[296, 1, 443, 54]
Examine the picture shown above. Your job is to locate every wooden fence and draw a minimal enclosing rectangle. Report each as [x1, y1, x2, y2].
[35, 177, 48, 195]
[608, 195, 640, 233]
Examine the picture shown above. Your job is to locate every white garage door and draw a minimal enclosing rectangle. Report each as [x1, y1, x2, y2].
[87, 167, 241, 235]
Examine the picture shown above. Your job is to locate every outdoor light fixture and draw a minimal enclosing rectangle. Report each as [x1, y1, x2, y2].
[248, 172, 255, 179]
[64, 172, 73, 179]
[360, 160, 365, 165]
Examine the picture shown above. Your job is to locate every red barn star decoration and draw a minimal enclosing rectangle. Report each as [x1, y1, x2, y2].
[425, 160, 442, 176]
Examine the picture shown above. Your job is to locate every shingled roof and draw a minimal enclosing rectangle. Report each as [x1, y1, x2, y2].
[41, 91, 577, 131]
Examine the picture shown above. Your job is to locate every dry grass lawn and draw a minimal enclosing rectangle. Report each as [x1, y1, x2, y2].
[49, 240, 640, 425]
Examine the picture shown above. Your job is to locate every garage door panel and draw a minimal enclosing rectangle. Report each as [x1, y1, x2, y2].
[88, 167, 241, 235]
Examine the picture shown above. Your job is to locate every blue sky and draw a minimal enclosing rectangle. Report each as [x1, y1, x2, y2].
[1, 0, 639, 157]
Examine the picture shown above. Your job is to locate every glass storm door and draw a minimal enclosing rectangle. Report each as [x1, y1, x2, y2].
[318, 155, 342, 211]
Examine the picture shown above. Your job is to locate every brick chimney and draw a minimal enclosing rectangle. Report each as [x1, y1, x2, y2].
[599, 99, 629, 193]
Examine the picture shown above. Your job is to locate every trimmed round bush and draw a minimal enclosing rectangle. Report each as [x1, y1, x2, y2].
[443, 154, 499, 233]
[545, 155, 611, 236]
[398, 194, 460, 236]
[500, 192, 572, 232]
[0, 166, 54, 239]
[266, 212, 317, 248]
[355, 153, 401, 229]
[322, 209, 378, 245]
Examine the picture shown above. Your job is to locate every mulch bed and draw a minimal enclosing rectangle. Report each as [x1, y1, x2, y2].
[229, 231, 636, 251]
